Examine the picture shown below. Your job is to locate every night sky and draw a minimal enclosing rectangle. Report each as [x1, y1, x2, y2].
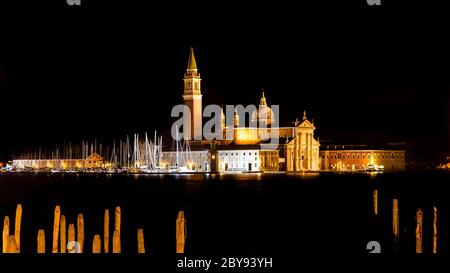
[0, 1, 449, 162]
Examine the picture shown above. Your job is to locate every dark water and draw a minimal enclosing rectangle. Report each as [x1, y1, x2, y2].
[0, 171, 449, 255]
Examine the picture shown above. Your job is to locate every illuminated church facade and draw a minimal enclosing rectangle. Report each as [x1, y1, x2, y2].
[181, 48, 321, 172]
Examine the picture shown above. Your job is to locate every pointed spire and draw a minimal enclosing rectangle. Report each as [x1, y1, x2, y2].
[220, 106, 226, 130]
[260, 89, 267, 106]
[234, 109, 239, 127]
[220, 105, 225, 120]
[303, 110, 307, 120]
[187, 46, 197, 70]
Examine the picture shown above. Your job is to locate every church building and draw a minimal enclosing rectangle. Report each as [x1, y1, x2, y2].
[178, 47, 321, 172]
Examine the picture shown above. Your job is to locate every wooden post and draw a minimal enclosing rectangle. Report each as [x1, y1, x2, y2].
[37, 229, 46, 254]
[92, 234, 101, 254]
[416, 208, 423, 254]
[373, 189, 378, 218]
[137, 228, 145, 254]
[68, 223, 75, 253]
[392, 199, 399, 242]
[7, 235, 17, 253]
[112, 230, 121, 253]
[60, 215, 66, 253]
[52, 205, 61, 253]
[115, 207, 121, 232]
[176, 211, 186, 253]
[104, 209, 109, 254]
[112, 207, 121, 253]
[2, 216, 9, 253]
[14, 204, 22, 252]
[433, 206, 437, 254]
[77, 213, 84, 253]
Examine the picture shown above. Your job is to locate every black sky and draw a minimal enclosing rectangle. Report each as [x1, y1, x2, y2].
[0, 1, 449, 162]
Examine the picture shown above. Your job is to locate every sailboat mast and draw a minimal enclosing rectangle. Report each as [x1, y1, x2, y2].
[175, 125, 179, 167]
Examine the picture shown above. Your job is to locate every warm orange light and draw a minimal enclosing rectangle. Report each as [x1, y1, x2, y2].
[234, 128, 260, 145]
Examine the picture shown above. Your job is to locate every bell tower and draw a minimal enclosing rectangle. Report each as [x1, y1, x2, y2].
[182, 47, 202, 140]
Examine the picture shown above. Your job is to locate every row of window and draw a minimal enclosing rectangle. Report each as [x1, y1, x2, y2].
[290, 149, 318, 154]
[261, 162, 277, 168]
[325, 153, 403, 160]
[185, 82, 199, 89]
[219, 152, 258, 156]
[220, 156, 259, 162]
[224, 162, 258, 168]
[328, 164, 405, 169]
[260, 151, 278, 155]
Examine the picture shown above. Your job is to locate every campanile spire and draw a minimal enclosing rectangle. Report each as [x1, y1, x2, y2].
[183, 47, 202, 140]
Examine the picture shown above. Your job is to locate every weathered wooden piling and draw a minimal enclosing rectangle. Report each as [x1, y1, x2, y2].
[37, 229, 45, 253]
[14, 204, 22, 252]
[104, 209, 109, 253]
[60, 215, 66, 253]
[392, 199, 399, 242]
[52, 205, 61, 253]
[68, 223, 75, 253]
[7, 235, 18, 253]
[112, 207, 121, 253]
[416, 208, 423, 253]
[92, 234, 101, 254]
[77, 213, 84, 253]
[433, 206, 437, 254]
[176, 211, 186, 253]
[112, 230, 121, 253]
[137, 228, 145, 254]
[2, 216, 10, 253]
[373, 189, 378, 218]
[115, 207, 121, 232]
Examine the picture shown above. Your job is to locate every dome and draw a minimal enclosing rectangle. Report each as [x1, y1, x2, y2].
[251, 91, 275, 126]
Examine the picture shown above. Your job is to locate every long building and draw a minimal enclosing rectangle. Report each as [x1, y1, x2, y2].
[320, 144, 406, 171]
[216, 145, 280, 172]
[13, 153, 105, 170]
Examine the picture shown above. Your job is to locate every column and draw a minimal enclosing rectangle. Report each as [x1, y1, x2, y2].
[294, 131, 298, 172]
[309, 133, 313, 170]
[299, 132, 303, 170]
[306, 133, 309, 170]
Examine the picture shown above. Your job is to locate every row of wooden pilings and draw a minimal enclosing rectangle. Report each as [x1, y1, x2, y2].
[373, 189, 437, 253]
[2, 204, 187, 254]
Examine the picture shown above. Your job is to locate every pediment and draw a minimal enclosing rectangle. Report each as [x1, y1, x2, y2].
[297, 119, 315, 129]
